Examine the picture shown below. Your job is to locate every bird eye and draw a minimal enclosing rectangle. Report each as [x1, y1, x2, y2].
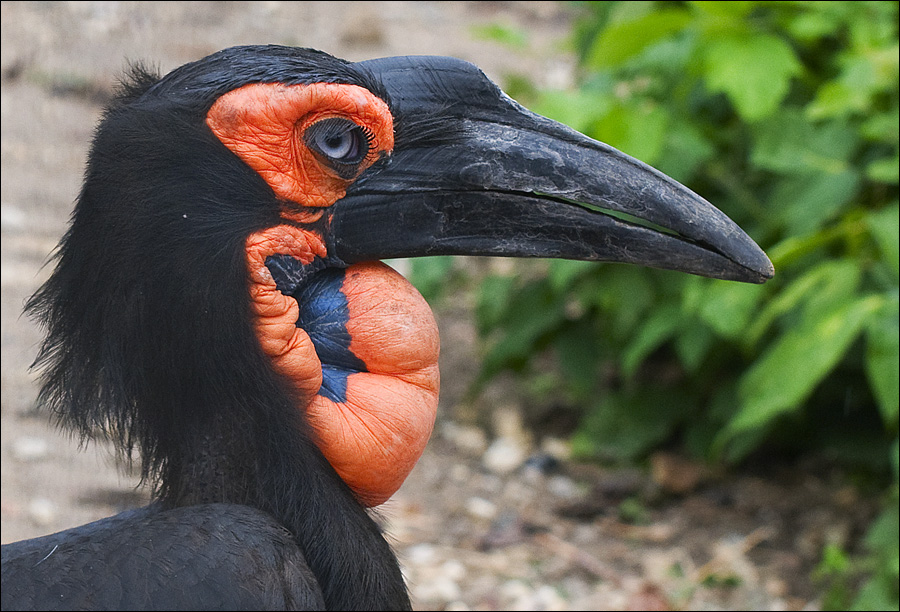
[304, 118, 370, 171]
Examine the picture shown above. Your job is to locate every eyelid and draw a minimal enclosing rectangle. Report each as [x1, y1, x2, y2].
[305, 119, 369, 160]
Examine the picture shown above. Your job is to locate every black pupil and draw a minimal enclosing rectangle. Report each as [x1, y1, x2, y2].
[325, 135, 345, 149]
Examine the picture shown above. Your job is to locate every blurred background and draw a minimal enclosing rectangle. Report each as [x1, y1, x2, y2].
[2, 2, 897, 610]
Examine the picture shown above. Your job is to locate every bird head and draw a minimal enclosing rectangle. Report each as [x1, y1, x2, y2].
[27, 46, 772, 509]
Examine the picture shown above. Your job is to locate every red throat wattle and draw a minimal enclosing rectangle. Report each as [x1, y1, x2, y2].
[208, 82, 439, 506]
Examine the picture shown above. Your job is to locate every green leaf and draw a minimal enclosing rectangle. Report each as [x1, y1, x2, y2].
[868, 203, 900, 279]
[861, 111, 899, 145]
[585, 9, 692, 69]
[688, 1, 755, 19]
[852, 492, 900, 611]
[867, 155, 900, 184]
[703, 33, 802, 121]
[892, 437, 899, 481]
[589, 103, 670, 165]
[808, 55, 882, 119]
[622, 304, 682, 376]
[819, 542, 852, 574]
[851, 572, 900, 612]
[768, 170, 860, 235]
[680, 274, 706, 315]
[727, 293, 884, 439]
[555, 320, 602, 402]
[685, 382, 739, 459]
[470, 22, 529, 49]
[533, 88, 612, 135]
[408, 256, 455, 301]
[863, 496, 899, 565]
[675, 318, 715, 372]
[657, 119, 716, 183]
[579, 265, 655, 342]
[696, 280, 767, 340]
[629, 28, 698, 76]
[807, 80, 867, 120]
[848, 6, 900, 49]
[571, 388, 691, 462]
[785, 7, 843, 42]
[752, 110, 857, 175]
[801, 262, 869, 324]
[547, 259, 595, 293]
[746, 259, 861, 347]
[718, 413, 771, 464]
[475, 274, 517, 334]
[479, 279, 566, 376]
[866, 298, 900, 429]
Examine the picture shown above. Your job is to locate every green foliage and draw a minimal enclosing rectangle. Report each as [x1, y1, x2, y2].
[410, 1, 899, 607]
[490, 0, 899, 451]
[815, 484, 899, 611]
[470, 22, 530, 49]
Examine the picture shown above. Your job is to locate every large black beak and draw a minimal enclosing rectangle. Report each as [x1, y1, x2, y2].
[329, 56, 773, 284]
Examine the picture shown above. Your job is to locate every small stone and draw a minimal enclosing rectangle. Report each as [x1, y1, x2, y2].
[492, 406, 531, 448]
[466, 496, 498, 520]
[540, 436, 571, 461]
[523, 453, 560, 476]
[405, 543, 437, 565]
[649, 451, 707, 494]
[483, 437, 526, 475]
[12, 436, 49, 462]
[413, 574, 461, 603]
[530, 584, 568, 611]
[1, 203, 26, 229]
[765, 577, 788, 598]
[27, 498, 56, 526]
[441, 421, 487, 456]
[547, 475, 580, 499]
[499, 579, 531, 603]
[449, 462, 470, 484]
[441, 559, 466, 582]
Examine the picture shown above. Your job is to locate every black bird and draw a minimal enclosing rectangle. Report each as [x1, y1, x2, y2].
[0, 46, 773, 611]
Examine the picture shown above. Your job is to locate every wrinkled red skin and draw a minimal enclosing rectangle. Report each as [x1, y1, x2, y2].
[208, 83, 439, 506]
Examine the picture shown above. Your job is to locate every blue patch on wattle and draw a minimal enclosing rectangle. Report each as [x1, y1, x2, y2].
[288, 267, 367, 403]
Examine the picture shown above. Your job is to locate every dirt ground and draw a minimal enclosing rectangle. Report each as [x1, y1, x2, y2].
[1, 2, 877, 610]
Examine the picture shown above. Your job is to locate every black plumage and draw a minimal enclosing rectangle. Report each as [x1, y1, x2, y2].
[5, 47, 411, 611]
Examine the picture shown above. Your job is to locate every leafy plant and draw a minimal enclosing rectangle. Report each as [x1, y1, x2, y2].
[415, 1, 898, 608]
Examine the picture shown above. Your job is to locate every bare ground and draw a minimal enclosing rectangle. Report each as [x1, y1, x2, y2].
[1, 2, 875, 610]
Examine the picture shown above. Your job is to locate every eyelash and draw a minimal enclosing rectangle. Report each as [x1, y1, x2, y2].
[303, 118, 378, 177]
[359, 125, 377, 150]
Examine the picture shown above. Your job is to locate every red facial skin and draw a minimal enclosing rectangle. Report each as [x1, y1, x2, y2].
[208, 82, 439, 506]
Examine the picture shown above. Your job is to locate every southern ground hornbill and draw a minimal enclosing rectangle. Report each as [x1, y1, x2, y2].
[0, 45, 773, 610]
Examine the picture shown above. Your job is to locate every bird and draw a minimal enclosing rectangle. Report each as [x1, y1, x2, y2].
[0, 45, 773, 611]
